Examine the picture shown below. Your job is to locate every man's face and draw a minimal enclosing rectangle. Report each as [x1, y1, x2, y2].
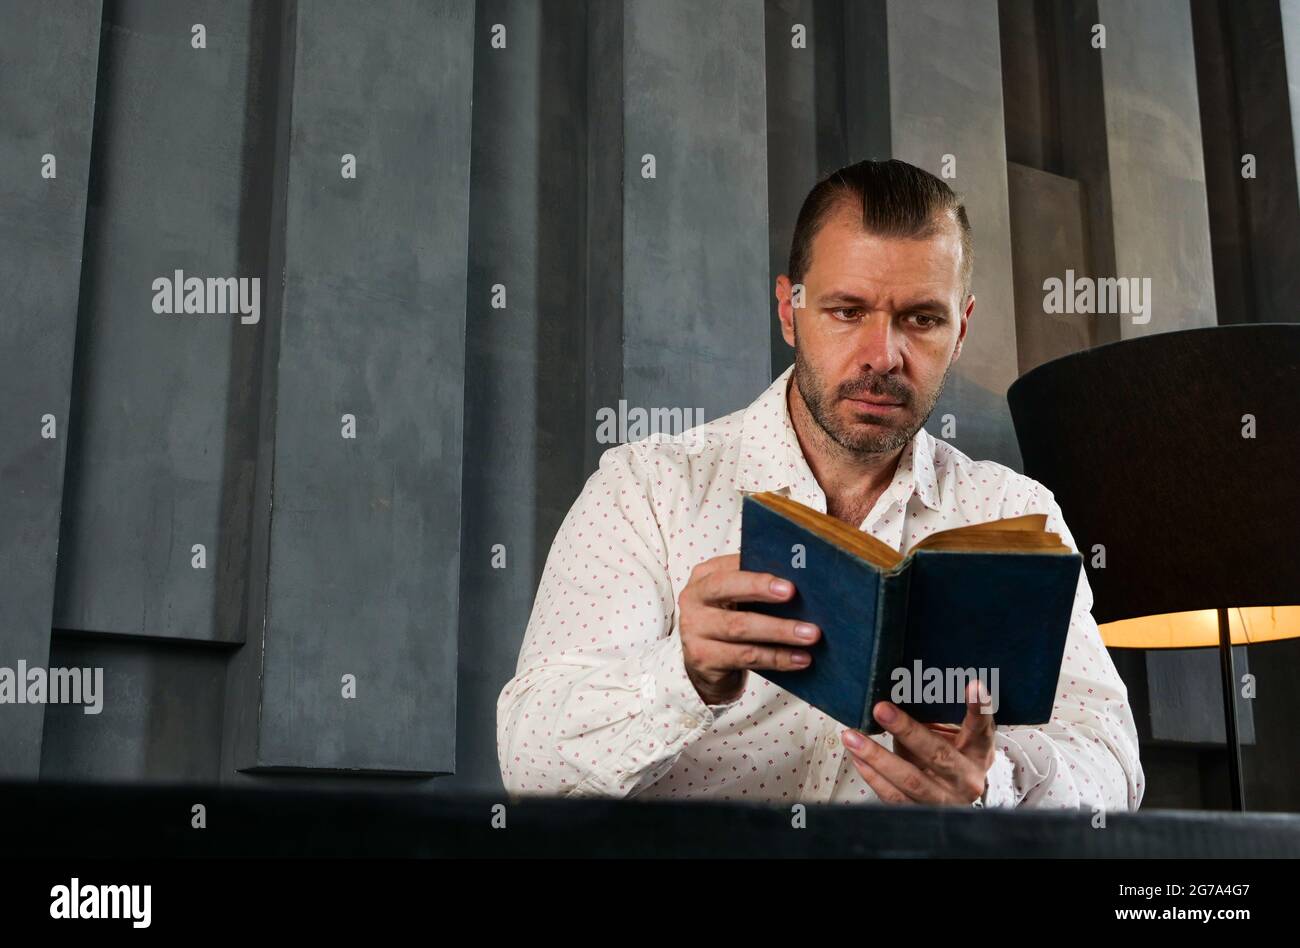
[777, 203, 972, 457]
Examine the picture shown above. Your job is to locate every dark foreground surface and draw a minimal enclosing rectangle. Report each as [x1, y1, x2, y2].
[2, 780, 1297, 857]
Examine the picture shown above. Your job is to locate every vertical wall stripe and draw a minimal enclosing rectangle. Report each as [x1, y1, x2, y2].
[231, 0, 474, 775]
[0, 0, 103, 777]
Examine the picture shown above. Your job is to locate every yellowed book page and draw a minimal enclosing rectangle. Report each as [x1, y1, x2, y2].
[751, 492, 902, 569]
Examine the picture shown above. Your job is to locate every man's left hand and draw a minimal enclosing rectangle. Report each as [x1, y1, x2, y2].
[840, 679, 996, 805]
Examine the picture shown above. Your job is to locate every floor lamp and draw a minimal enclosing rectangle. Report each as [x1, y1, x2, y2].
[1007, 324, 1300, 811]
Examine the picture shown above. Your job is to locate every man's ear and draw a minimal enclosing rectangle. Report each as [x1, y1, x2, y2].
[775, 275, 797, 349]
[952, 293, 974, 361]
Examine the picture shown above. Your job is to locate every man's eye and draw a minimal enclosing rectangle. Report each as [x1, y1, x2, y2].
[909, 314, 941, 328]
[831, 308, 861, 320]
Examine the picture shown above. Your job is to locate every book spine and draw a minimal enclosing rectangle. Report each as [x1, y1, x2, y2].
[861, 565, 912, 733]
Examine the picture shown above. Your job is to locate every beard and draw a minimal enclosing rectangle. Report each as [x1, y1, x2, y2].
[791, 326, 952, 457]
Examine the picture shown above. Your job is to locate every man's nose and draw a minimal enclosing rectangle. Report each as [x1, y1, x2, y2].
[853, 313, 904, 374]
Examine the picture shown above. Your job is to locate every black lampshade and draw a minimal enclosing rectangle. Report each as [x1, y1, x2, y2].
[1007, 324, 1300, 635]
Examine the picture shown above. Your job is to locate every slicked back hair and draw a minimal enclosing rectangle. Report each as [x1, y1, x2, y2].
[787, 158, 973, 297]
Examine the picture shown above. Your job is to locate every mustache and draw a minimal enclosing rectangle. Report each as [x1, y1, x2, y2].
[838, 375, 912, 404]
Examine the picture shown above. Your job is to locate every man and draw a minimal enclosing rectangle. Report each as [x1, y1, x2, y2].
[497, 159, 1144, 809]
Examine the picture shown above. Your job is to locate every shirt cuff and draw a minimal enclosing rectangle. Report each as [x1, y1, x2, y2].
[572, 632, 741, 797]
[978, 745, 1019, 809]
[644, 629, 744, 732]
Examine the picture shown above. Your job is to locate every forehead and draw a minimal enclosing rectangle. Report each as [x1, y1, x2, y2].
[806, 205, 965, 296]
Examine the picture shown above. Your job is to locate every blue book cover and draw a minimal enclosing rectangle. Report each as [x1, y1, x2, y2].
[738, 493, 1081, 734]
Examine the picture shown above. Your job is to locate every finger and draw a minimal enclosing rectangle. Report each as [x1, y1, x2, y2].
[842, 728, 949, 804]
[894, 740, 928, 773]
[927, 722, 961, 738]
[702, 606, 819, 647]
[956, 679, 997, 757]
[689, 553, 739, 581]
[696, 568, 797, 608]
[847, 755, 913, 805]
[900, 725, 959, 774]
[871, 702, 968, 786]
[709, 640, 813, 673]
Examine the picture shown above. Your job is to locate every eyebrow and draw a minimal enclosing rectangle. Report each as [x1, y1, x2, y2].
[816, 291, 951, 313]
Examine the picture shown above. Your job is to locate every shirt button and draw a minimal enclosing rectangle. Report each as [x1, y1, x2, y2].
[824, 734, 838, 750]
[681, 715, 699, 730]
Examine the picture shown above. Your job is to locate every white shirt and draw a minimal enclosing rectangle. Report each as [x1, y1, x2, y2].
[497, 366, 1145, 809]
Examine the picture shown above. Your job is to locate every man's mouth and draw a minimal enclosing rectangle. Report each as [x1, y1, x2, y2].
[845, 395, 905, 411]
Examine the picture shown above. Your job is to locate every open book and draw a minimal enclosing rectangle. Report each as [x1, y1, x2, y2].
[738, 491, 1081, 734]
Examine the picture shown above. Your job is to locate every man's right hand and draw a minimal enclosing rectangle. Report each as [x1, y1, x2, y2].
[677, 553, 820, 705]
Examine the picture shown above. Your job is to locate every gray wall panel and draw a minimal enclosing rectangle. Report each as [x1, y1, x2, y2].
[0, 0, 103, 777]
[1007, 163, 1094, 374]
[441, 0, 590, 794]
[40, 635, 226, 783]
[1287, 0, 1300, 189]
[52, 0, 263, 645]
[1097, 0, 1217, 336]
[618, 0, 773, 420]
[584, 0, 626, 473]
[234, 0, 473, 775]
[1192, 0, 1300, 326]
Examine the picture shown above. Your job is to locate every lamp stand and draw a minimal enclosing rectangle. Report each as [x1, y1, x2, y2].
[1217, 607, 1245, 811]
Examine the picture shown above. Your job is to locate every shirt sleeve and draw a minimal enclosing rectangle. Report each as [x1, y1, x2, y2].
[496, 444, 742, 798]
[980, 481, 1146, 812]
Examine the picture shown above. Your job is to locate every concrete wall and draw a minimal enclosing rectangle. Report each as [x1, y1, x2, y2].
[1098, 0, 1218, 336]
[0, 0, 102, 777]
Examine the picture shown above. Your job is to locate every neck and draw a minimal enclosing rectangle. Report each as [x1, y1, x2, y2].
[786, 374, 906, 526]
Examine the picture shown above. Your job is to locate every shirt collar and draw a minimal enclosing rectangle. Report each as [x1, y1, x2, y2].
[734, 364, 943, 514]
